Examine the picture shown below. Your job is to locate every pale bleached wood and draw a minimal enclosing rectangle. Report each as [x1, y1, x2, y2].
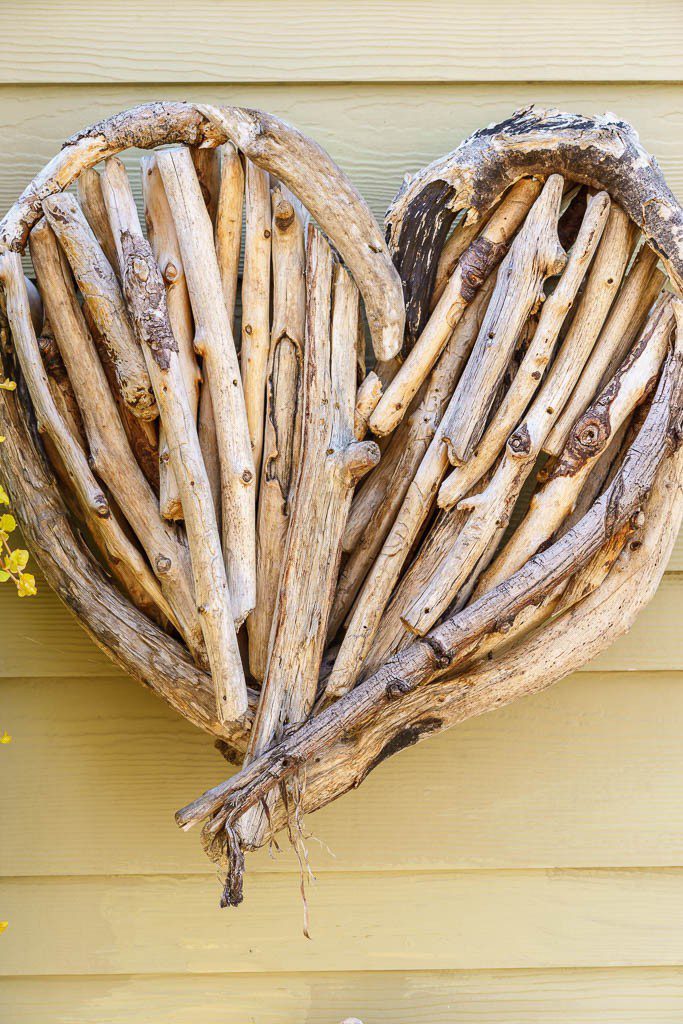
[190, 145, 220, 224]
[101, 155, 248, 724]
[369, 177, 542, 437]
[247, 185, 306, 681]
[430, 205, 495, 309]
[1, 249, 175, 628]
[388, 105, 683, 340]
[36, 320, 86, 451]
[239, 229, 379, 848]
[240, 159, 272, 478]
[141, 152, 202, 521]
[28, 218, 203, 658]
[438, 190, 610, 509]
[329, 279, 495, 641]
[354, 371, 382, 440]
[198, 141, 246, 525]
[157, 146, 256, 626]
[478, 293, 675, 595]
[76, 166, 119, 271]
[545, 243, 665, 455]
[178, 338, 683, 866]
[41, 193, 158, 421]
[439, 175, 566, 465]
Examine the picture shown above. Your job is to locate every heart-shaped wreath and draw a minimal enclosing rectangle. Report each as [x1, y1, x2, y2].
[0, 103, 681, 908]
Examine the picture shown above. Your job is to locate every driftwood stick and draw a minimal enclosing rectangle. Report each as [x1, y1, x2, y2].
[101, 155, 248, 723]
[354, 371, 383, 440]
[190, 146, 221, 224]
[198, 142, 246, 524]
[239, 229, 379, 847]
[1, 251, 175, 626]
[178, 337, 683, 844]
[241, 159, 272, 479]
[429, 206, 495, 310]
[545, 243, 665, 455]
[141, 153, 202, 521]
[42, 193, 157, 421]
[37, 320, 86, 450]
[369, 177, 542, 437]
[438, 190, 610, 509]
[247, 185, 306, 681]
[329, 279, 494, 640]
[76, 167, 119, 271]
[439, 175, 567, 464]
[478, 294, 675, 594]
[387, 106, 683, 341]
[157, 146, 256, 626]
[28, 218, 203, 657]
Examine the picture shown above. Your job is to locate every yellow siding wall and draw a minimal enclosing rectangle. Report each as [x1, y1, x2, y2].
[2, 3, 683, 1019]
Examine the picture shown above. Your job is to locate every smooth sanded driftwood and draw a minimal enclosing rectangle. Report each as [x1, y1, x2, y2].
[369, 177, 542, 437]
[239, 228, 380, 848]
[156, 146, 256, 627]
[386, 106, 683, 343]
[478, 293, 675, 595]
[141, 152, 202, 521]
[438, 174, 566, 465]
[177, 329, 683, 868]
[247, 185, 306, 682]
[28, 218, 203, 658]
[241, 159, 272, 480]
[329, 278, 495, 641]
[41, 193, 158, 421]
[100, 155, 249, 724]
[438, 190, 611, 510]
[545, 243, 665, 455]
[76, 167, 120, 272]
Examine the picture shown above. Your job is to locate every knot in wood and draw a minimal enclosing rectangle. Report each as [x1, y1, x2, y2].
[508, 424, 532, 457]
[459, 237, 506, 303]
[132, 257, 149, 281]
[155, 554, 172, 575]
[385, 677, 412, 699]
[163, 261, 179, 283]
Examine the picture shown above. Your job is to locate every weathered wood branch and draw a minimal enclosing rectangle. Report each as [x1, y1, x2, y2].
[241, 159, 272, 479]
[42, 193, 157, 421]
[438, 190, 610, 508]
[177, 331, 683, 853]
[76, 167, 119, 271]
[101, 155, 249, 723]
[387, 105, 683, 341]
[369, 177, 541, 437]
[479, 293, 674, 594]
[545, 243, 665, 455]
[28, 218, 203, 658]
[247, 185, 306, 682]
[239, 228, 379, 847]
[141, 152, 202, 521]
[439, 175, 566, 464]
[157, 146, 256, 627]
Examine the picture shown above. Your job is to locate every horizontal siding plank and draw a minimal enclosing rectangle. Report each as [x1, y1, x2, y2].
[1, 569, 679, 679]
[3, 672, 683, 876]
[3, 869, 683, 974]
[1, 83, 682, 238]
[5, 967, 683, 1023]
[4, 1, 682, 83]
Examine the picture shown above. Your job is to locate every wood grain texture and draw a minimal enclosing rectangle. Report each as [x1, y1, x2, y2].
[5, 968, 683, 1024]
[3, 1, 681, 83]
[4, 868, 683, 973]
[4, 672, 683, 877]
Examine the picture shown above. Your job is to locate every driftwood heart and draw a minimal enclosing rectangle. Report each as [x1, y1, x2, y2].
[0, 103, 681, 908]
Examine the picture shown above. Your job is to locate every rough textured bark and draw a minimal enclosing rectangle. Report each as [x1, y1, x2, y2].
[177, 332, 683, 858]
[241, 159, 272, 479]
[157, 146, 256, 627]
[141, 152, 202, 521]
[438, 190, 610, 509]
[239, 229, 379, 848]
[42, 193, 158, 421]
[387, 106, 683, 341]
[101, 155, 248, 724]
[439, 175, 566, 464]
[247, 186, 306, 682]
[28, 218, 203, 658]
[369, 177, 541, 437]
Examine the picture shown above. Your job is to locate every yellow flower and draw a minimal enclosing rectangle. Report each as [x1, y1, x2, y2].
[0, 732, 10, 744]
[5, 549, 29, 574]
[0, 922, 8, 935]
[0, 514, 16, 534]
[0, 379, 16, 391]
[0, 485, 9, 505]
[17, 572, 36, 598]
